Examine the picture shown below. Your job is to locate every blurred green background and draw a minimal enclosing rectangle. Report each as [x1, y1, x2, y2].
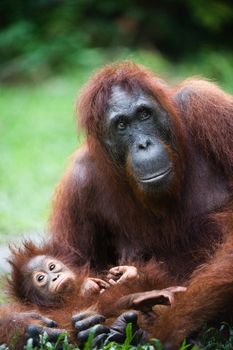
[1, 0, 233, 244]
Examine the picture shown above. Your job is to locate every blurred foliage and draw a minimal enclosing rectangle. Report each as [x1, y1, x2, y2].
[0, 0, 232, 82]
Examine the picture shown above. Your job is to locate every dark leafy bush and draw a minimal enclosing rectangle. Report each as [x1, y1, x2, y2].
[0, 0, 232, 81]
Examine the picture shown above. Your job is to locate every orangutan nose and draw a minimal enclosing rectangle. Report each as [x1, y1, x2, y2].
[52, 274, 60, 282]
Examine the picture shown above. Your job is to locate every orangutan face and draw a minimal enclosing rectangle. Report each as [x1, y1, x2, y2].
[27, 255, 76, 297]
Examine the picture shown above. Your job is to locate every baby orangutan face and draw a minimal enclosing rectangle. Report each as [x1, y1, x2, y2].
[26, 255, 76, 297]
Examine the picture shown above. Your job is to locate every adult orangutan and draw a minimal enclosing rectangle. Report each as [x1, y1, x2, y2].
[48, 61, 233, 348]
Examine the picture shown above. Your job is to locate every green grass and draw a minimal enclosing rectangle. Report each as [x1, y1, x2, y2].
[0, 322, 230, 350]
[6, 322, 233, 350]
[7, 324, 197, 350]
[0, 74, 85, 242]
[0, 277, 6, 304]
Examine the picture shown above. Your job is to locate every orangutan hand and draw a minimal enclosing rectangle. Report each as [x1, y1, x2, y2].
[107, 265, 139, 285]
[81, 278, 110, 296]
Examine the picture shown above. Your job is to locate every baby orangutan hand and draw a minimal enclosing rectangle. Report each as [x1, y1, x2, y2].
[107, 266, 139, 285]
[81, 278, 110, 296]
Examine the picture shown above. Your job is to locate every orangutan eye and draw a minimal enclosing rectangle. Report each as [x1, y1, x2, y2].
[117, 120, 127, 131]
[49, 263, 56, 271]
[138, 106, 152, 120]
[37, 275, 44, 282]
[118, 121, 126, 129]
[33, 272, 47, 287]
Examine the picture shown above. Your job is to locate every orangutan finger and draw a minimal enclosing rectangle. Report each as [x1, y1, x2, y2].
[72, 311, 98, 325]
[74, 315, 106, 332]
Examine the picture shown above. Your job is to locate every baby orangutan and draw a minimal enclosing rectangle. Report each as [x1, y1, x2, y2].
[5, 241, 186, 349]
[20, 255, 108, 306]
[7, 241, 110, 310]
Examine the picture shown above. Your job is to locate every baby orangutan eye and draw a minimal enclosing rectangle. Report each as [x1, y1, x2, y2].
[49, 263, 56, 271]
[33, 272, 47, 287]
[37, 275, 45, 282]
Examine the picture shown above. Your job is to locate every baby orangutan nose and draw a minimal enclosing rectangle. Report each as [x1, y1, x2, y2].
[52, 274, 60, 282]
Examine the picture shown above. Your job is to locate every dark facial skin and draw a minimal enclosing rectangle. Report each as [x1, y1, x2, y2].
[26, 255, 76, 298]
[102, 86, 175, 194]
